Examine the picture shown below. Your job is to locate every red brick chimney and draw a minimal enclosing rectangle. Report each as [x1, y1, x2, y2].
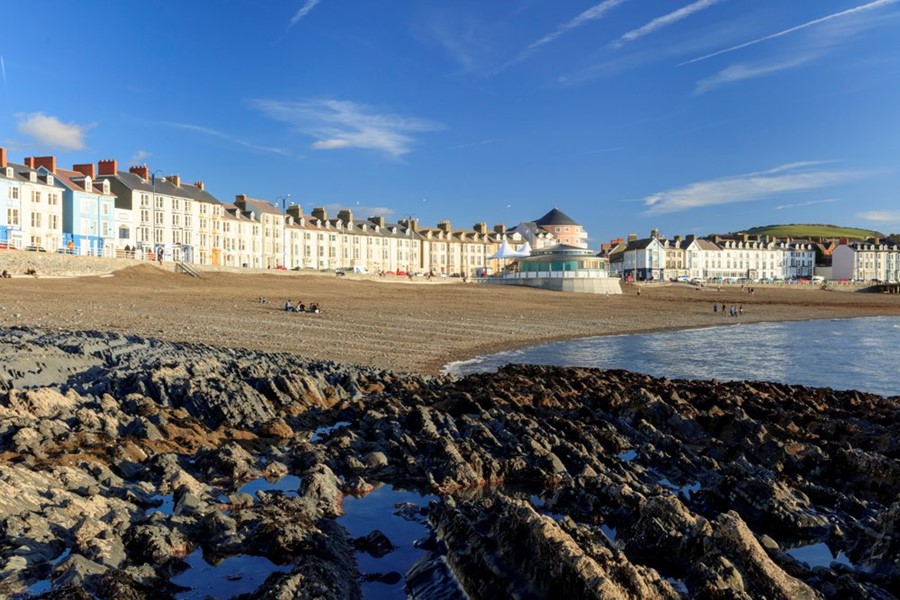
[98, 159, 118, 176]
[27, 156, 57, 174]
[0, 147, 7, 169]
[73, 163, 96, 178]
[129, 165, 149, 180]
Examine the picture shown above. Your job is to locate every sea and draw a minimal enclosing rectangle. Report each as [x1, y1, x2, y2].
[445, 316, 900, 398]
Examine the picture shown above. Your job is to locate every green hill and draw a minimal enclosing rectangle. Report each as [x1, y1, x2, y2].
[734, 224, 884, 240]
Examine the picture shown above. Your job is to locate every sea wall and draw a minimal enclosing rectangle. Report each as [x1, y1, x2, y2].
[0, 251, 141, 278]
[0, 327, 896, 598]
[483, 276, 623, 294]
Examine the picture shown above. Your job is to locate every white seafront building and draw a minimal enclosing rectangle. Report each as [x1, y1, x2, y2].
[833, 241, 900, 283]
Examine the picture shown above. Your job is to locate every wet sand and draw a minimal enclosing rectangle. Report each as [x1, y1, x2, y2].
[1, 264, 899, 374]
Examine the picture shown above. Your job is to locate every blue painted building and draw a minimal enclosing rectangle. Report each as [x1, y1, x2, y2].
[35, 160, 116, 256]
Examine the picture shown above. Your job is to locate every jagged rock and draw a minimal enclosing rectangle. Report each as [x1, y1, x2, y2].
[353, 530, 395, 558]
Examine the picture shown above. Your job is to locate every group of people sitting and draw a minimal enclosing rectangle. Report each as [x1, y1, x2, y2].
[1, 270, 11, 279]
[285, 300, 321, 314]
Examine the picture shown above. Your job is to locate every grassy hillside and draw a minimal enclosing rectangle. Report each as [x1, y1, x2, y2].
[735, 224, 884, 239]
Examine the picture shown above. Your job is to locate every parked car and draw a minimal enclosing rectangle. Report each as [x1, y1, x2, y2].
[24, 245, 47, 252]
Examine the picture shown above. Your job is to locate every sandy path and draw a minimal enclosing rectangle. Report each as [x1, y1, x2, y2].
[1, 264, 899, 374]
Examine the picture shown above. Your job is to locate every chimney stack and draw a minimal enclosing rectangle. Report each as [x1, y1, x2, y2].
[368, 216, 385, 228]
[129, 165, 150, 180]
[0, 147, 6, 169]
[493, 223, 505, 234]
[337, 209, 354, 224]
[73, 163, 96, 178]
[651, 228, 659, 239]
[311, 207, 328, 221]
[26, 156, 56, 173]
[286, 204, 303, 220]
[627, 233, 637, 242]
[473, 222, 487, 234]
[166, 174, 180, 187]
[194, 181, 204, 191]
[234, 194, 248, 209]
[438, 220, 451, 232]
[98, 159, 118, 176]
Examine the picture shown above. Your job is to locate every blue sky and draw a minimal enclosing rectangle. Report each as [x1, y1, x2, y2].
[2, 0, 899, 245]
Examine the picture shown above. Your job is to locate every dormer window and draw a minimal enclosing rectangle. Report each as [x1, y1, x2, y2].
[83, 176, 91, 190]
[47, 175, 54, 186]
[29, 172, 37, 182]
[103, 180, 110, 194]
[5, 167, 11, 178]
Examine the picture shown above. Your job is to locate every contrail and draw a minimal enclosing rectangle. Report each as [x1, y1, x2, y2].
[680, 0, 900, 66]
[1, 56, 7, 92]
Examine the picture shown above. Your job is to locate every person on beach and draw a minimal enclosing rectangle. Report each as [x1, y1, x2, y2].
[713, 304, 718, 314]
[739, 305, 744, 316]
[1, 270, 9, 279]
[730, 305, 736, 317]
[297, 302, 306, 312]
[309, 302, 320, 314]
[721, 303, 726, 315]
[285, 300, 292, 312]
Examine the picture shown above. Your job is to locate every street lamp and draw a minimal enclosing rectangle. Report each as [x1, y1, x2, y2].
[151, 170, 165, 262]
[277, 194, 291, 269]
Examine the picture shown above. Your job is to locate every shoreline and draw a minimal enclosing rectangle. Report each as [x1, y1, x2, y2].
[1, 263, 899, 375]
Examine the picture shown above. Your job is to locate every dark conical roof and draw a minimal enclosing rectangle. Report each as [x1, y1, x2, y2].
[534, 207, 579, 227]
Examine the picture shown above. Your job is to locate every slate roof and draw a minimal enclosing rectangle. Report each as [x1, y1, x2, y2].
[534, 208, 579, 227]
[2, 162, 59, 187]
[99, 171, 223, 204]
[624, 238, 661, 251]
[51, 168, 116, 197]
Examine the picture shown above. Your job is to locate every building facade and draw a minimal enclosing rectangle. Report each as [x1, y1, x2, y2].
[833, 241, 900, 282]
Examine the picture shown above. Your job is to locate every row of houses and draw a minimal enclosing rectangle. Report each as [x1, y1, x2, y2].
[608, 230, 818, 281]
[605, 230, 884, 282]
[0, 148, 587, 275]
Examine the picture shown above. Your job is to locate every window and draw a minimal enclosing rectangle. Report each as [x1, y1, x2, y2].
[7, 208, 19, 226]
[140, 209, 150, 223]
[32, 190, 41, 203]
[8, 186, 18, 200]
[102, 202, 110, 216]
[48, 193, 59, 206]
[119, 226, 130, 240]
[50, 215, 59, 230]
[141, 194, 150, 208]
[31, 213, 41, 227]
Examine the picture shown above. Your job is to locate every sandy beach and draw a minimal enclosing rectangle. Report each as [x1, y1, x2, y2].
[1, 263, 899, 374]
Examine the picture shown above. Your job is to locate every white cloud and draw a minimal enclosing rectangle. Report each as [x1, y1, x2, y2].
[287, 0, 321, 30]
[694, 55, 814, 94]
[16, 113, 92, 150]
[321, 202, 395, 219]
[775, 198, 839, 210]
[130, 150, 152, 163]
[642, 162, 860, 215]
[858, 210, 900, 223]
[613, 0, 723, 48]
[523, 0, 627, 56]
[164, 122, 290, 155]
[681, 0, 900, 66]
[252, 98, 441, 157]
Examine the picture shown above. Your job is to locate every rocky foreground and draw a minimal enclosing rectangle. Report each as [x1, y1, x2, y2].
[0, 327, 897, 599]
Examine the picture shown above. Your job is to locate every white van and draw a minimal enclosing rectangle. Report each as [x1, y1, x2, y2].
[811, 275, 825, 283]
